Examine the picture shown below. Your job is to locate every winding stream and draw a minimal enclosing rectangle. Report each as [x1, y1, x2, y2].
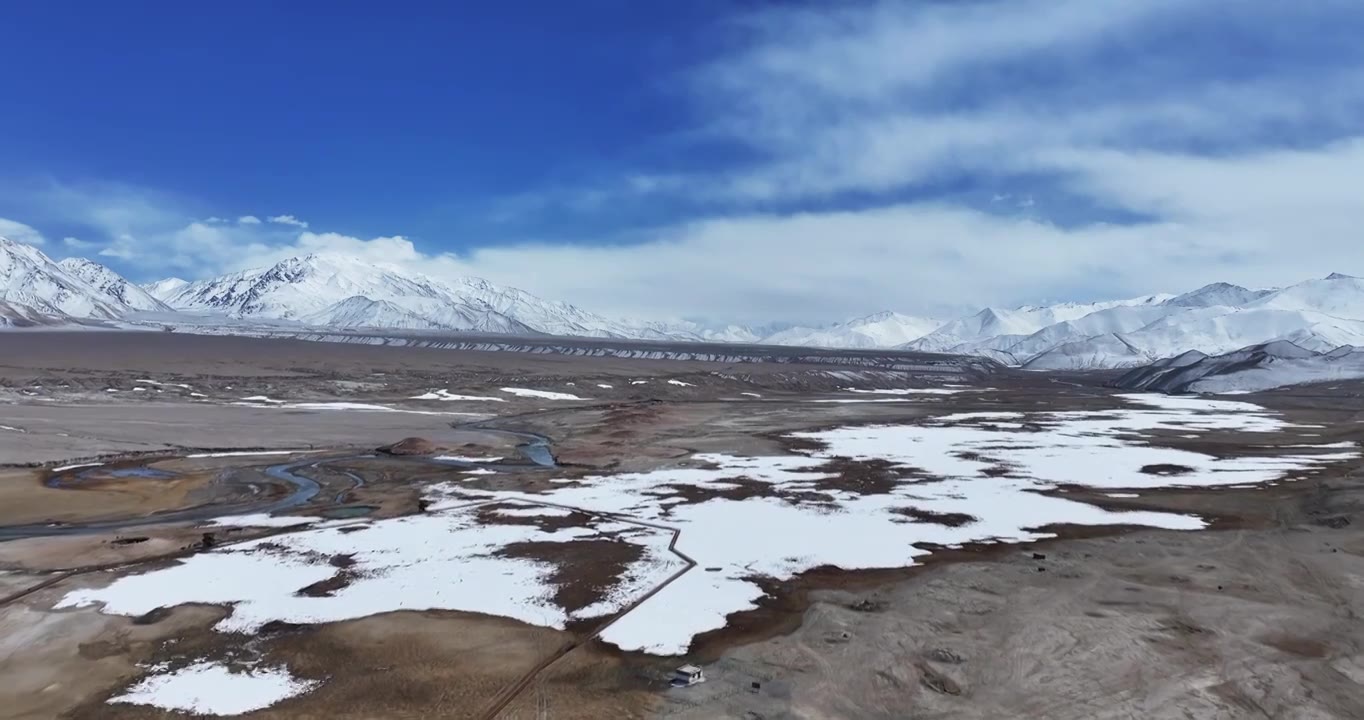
[0, 427, 559, 541]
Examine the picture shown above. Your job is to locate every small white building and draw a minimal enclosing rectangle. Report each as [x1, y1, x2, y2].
[671, 664, 705, 687]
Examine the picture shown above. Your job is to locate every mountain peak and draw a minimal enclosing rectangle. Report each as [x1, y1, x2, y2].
[1166, 281, 1268, 308]
[1326, 272, 1359, 280]
[56, 256, 169, 313]
[1, 238, 164, 318]
[58, 256, 109, 273]
[142, 277, 190, 301]
[843, 310, 903, 325]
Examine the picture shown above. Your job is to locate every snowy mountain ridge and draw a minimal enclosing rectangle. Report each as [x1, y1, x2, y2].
[57, 257, 170, 313]
[1, 235, 163, 320]
[6, 235, 1364, 373]
[153, 253, 634, 338]
[147, 252, 781, 342]
[761, 311, 944, 349]
[902, 277, 1364, 369]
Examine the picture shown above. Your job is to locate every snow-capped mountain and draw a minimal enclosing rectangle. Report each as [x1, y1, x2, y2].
[761, 311, 943, 349]
[304, 294, 542, 334]
[899, 276, 1364, 369]
[1253, 273, 1364, 318]
[618, 319, 771, 344]
[134, 255, 1364, 365]
[161, 255, 452, 319]
[11, 230, 1364, 374]
[152, 253, 790, 342]
[143, 277, 189, 300]
[1, 235, 153, 320]
[155, 253, 678, 338]
[1164, 281, 1274, 308]
[57, 257, 170, 312]
[903, 294, 1171, 354]
[1021, 333, 1151, 370]
[1114, 340, 1364, 394]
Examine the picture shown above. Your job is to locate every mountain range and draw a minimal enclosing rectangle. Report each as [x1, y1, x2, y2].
[4, 234, 1363, 375]
[897, 277, 1364, 369]
[0, 235, 168, 325]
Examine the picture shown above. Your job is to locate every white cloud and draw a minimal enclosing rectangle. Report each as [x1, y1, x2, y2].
[195, 137, 1360, 323]
[62, 236, 96, 250]
[6, 1, 1361, 326]
[0, 217, 46, 246]
[11, 133, 1361, 325]
[267, 215, 308, 228]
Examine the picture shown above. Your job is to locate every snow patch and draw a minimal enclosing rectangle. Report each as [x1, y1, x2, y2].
[135, 379, 192, 390]
[844, 387, 963, 395]
[410, 389, 505, 402]
[59, 503, 683, 637]
[51, 462, 103, 472]
[433, 455, 503, 463]
[500, 387, 585, 401]
[201, 514, 318, 528]
[233, 400, 483, 417]
[109, 661, 318, 716]
[186, 450, 307, 459]
[494, 506, 574, 518]
[809, 398, 914, 404]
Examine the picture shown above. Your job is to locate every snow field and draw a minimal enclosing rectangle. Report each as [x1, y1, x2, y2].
[109, 661, 318, 716]
[61, 394, 1359, 669]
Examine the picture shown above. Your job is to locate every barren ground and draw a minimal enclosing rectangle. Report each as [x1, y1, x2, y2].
[1, 332, 1362, 719]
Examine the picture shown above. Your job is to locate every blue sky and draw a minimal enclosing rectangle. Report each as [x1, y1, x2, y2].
[2, 1, 1363, 324]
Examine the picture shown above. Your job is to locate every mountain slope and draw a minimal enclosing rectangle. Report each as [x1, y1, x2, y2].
[162, 255, 453, 319]
[1, 236, 135, 319]
[58, 257, 170, 312]
[905, 277, 1364, 369]
[0, 300, 69, 327]
[1164, 282, 1275, 308]
[1113, 341, 1364, 394]
[761, 311, 942, 349]
[143, 277, 189, 301]
[902, 294, 1171, 353]
[301, 296, 502, 331]
[1021, 333, 1152, 370]
[159, 253, 647, 338]
[1250, 273, 1364, 318]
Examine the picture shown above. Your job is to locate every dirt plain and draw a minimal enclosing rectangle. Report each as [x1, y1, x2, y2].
[1, 331, 1363, 719]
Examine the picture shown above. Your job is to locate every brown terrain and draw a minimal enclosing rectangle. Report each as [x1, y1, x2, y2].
[1, 331, 1362, 719]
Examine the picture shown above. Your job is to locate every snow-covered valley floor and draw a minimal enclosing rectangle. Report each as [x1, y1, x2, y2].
[51, 394, 1359, 714]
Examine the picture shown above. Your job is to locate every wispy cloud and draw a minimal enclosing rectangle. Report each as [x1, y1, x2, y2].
[267, 214, 308, 228]
[62, 236, 96, 249]
[0, 217, 46, 246]
[666, 0, 1364, 205]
